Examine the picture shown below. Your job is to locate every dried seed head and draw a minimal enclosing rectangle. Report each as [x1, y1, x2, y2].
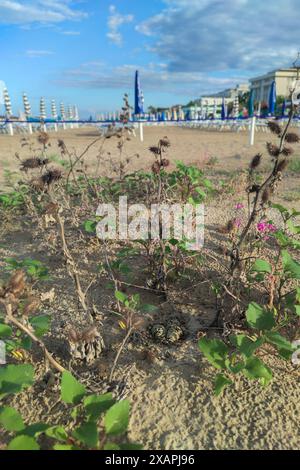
[44, 202, 59, 217]
[250, 153, 262, 170]
[23, 297, 40, 317]
[266, 142, 280, 157]
[37, 132, 50, 146]
[42, 168, 62, 185]
[218, 220, 235, 234]
[267, 121, 282, 136]
[81, 326, 99, 343]
[149, 146, 160, 155]
[7, 270, 26, 297]
[161, 158, 170, 168]
[68, 328, 81, 343]
[277, 159, 289, 173]
[159, 137, 170, 148]
[20, 157, 49, 171]
[152, 161, 161, 174]
[30, 177, 46, 191]
[247, 184, 260, 193]
[281, 146, 294, 157]
[57, 139, 67, 153]
[285, 132, 300, 144]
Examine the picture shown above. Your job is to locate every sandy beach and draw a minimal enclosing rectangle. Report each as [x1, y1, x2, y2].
[0, 125, 299, 450]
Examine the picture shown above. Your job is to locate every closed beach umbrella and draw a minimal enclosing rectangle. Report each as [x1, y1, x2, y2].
[3, 88, 12, 116]
[268, 80, 276, 115]
[248, 90, 254, 117]
[221, 97, 226, 120]
[134, 70, 144, 115]
[281, 99, 286, 117]
[51, 100, 57, 120]
[233, 93, 239, 118]
[23, 93, 31, 119]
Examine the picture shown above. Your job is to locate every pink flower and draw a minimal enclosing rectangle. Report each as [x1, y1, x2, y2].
[234, 218, 242, 228]
[267, 223, 277, 233]
[257, 221, 268, 232]
[235, 203, 244, 210]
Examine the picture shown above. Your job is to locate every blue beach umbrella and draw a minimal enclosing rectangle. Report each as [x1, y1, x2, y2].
[134, 70, 144, 115]
[268, 80, 276, 115]
[248, 89, 254, 117]
[221, 97, 226, 120]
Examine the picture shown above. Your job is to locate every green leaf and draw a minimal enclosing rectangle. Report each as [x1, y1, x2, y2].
[7, 435, 40, 450]
[251, 259, 272, 274]
[53, 444, 77, 450]
[46, 426, 68, 442]
[72, 422, 98, 449]
[246, 303, 275, 331]
[295, 305, 300, 316]
[83, 393, 115, 420]
[20, 423, 49, 437]
[0, 323, 12, 338]
[264, 332, 294, 351]
[230, 334, 264, 358]
[104, 400, 130, 436]
[243, 357, 273, 386]
[0, 406, 25, 432]
[60, 372, 86, 405]
[140, 304, 158, 313]
[104, 442, 121, 450]
[282, 250, 300, 280]
[29, 315, 50, 338]
[198, 338, 229, 369]
[114, 290, 127, 303]
[214, 374, 233, 396]
[84, 220, 97, 233]
[119, 442, 144, 450]
[0, 364, 34, 398]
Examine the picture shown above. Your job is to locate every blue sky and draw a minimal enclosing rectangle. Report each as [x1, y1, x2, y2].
[0, 0, 299, 117]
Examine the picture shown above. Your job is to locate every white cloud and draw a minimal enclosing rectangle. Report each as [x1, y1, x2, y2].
[57, 62, 247, 98]
[136, 0, 300, 73]
[61, 30, 80, 35]
[26, 49, 54, 57]
[0, 0, 87, 25]
[107, 4, 134, 46]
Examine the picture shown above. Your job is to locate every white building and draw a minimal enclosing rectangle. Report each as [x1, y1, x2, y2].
[250, 68, 298, 103]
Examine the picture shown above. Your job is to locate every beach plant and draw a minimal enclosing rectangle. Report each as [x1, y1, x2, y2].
[0, 366, 141, 450]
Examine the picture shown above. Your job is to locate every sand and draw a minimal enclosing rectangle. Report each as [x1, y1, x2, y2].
[0, 125, 299, 450]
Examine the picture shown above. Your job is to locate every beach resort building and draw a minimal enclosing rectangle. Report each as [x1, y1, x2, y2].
[250, 68, 298, 103]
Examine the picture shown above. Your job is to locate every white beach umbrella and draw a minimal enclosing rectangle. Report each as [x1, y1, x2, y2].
[60, 102, 66, 129]
[3, 88, 14, 135]
[233, 93, 239, 118]
[3, 88, 12, 116]
[23, 93, 33, 134]
[51, 100, 58, 132]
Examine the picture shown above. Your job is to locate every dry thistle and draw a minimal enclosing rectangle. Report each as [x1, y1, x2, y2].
[23, 297, 40, 317]
[281, 146, 294, 157]
[250, 153, 262, 170]
[218, 220, 235, 234]
[42, 168, 62, 185]
[149, 146, 160, 155]
[285, 132, 300, 144]
[20, 157, 49, 171]
[30, 177, 46, 192]
[6, 271, 26, 298]
[162, 158, 170, 168]
[266, 142, 280, 157]
[37, 132, 50, 146]
[267, 121, 282, 136]
[159, 137, 171, 148]
[152, 161, 161, 174]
